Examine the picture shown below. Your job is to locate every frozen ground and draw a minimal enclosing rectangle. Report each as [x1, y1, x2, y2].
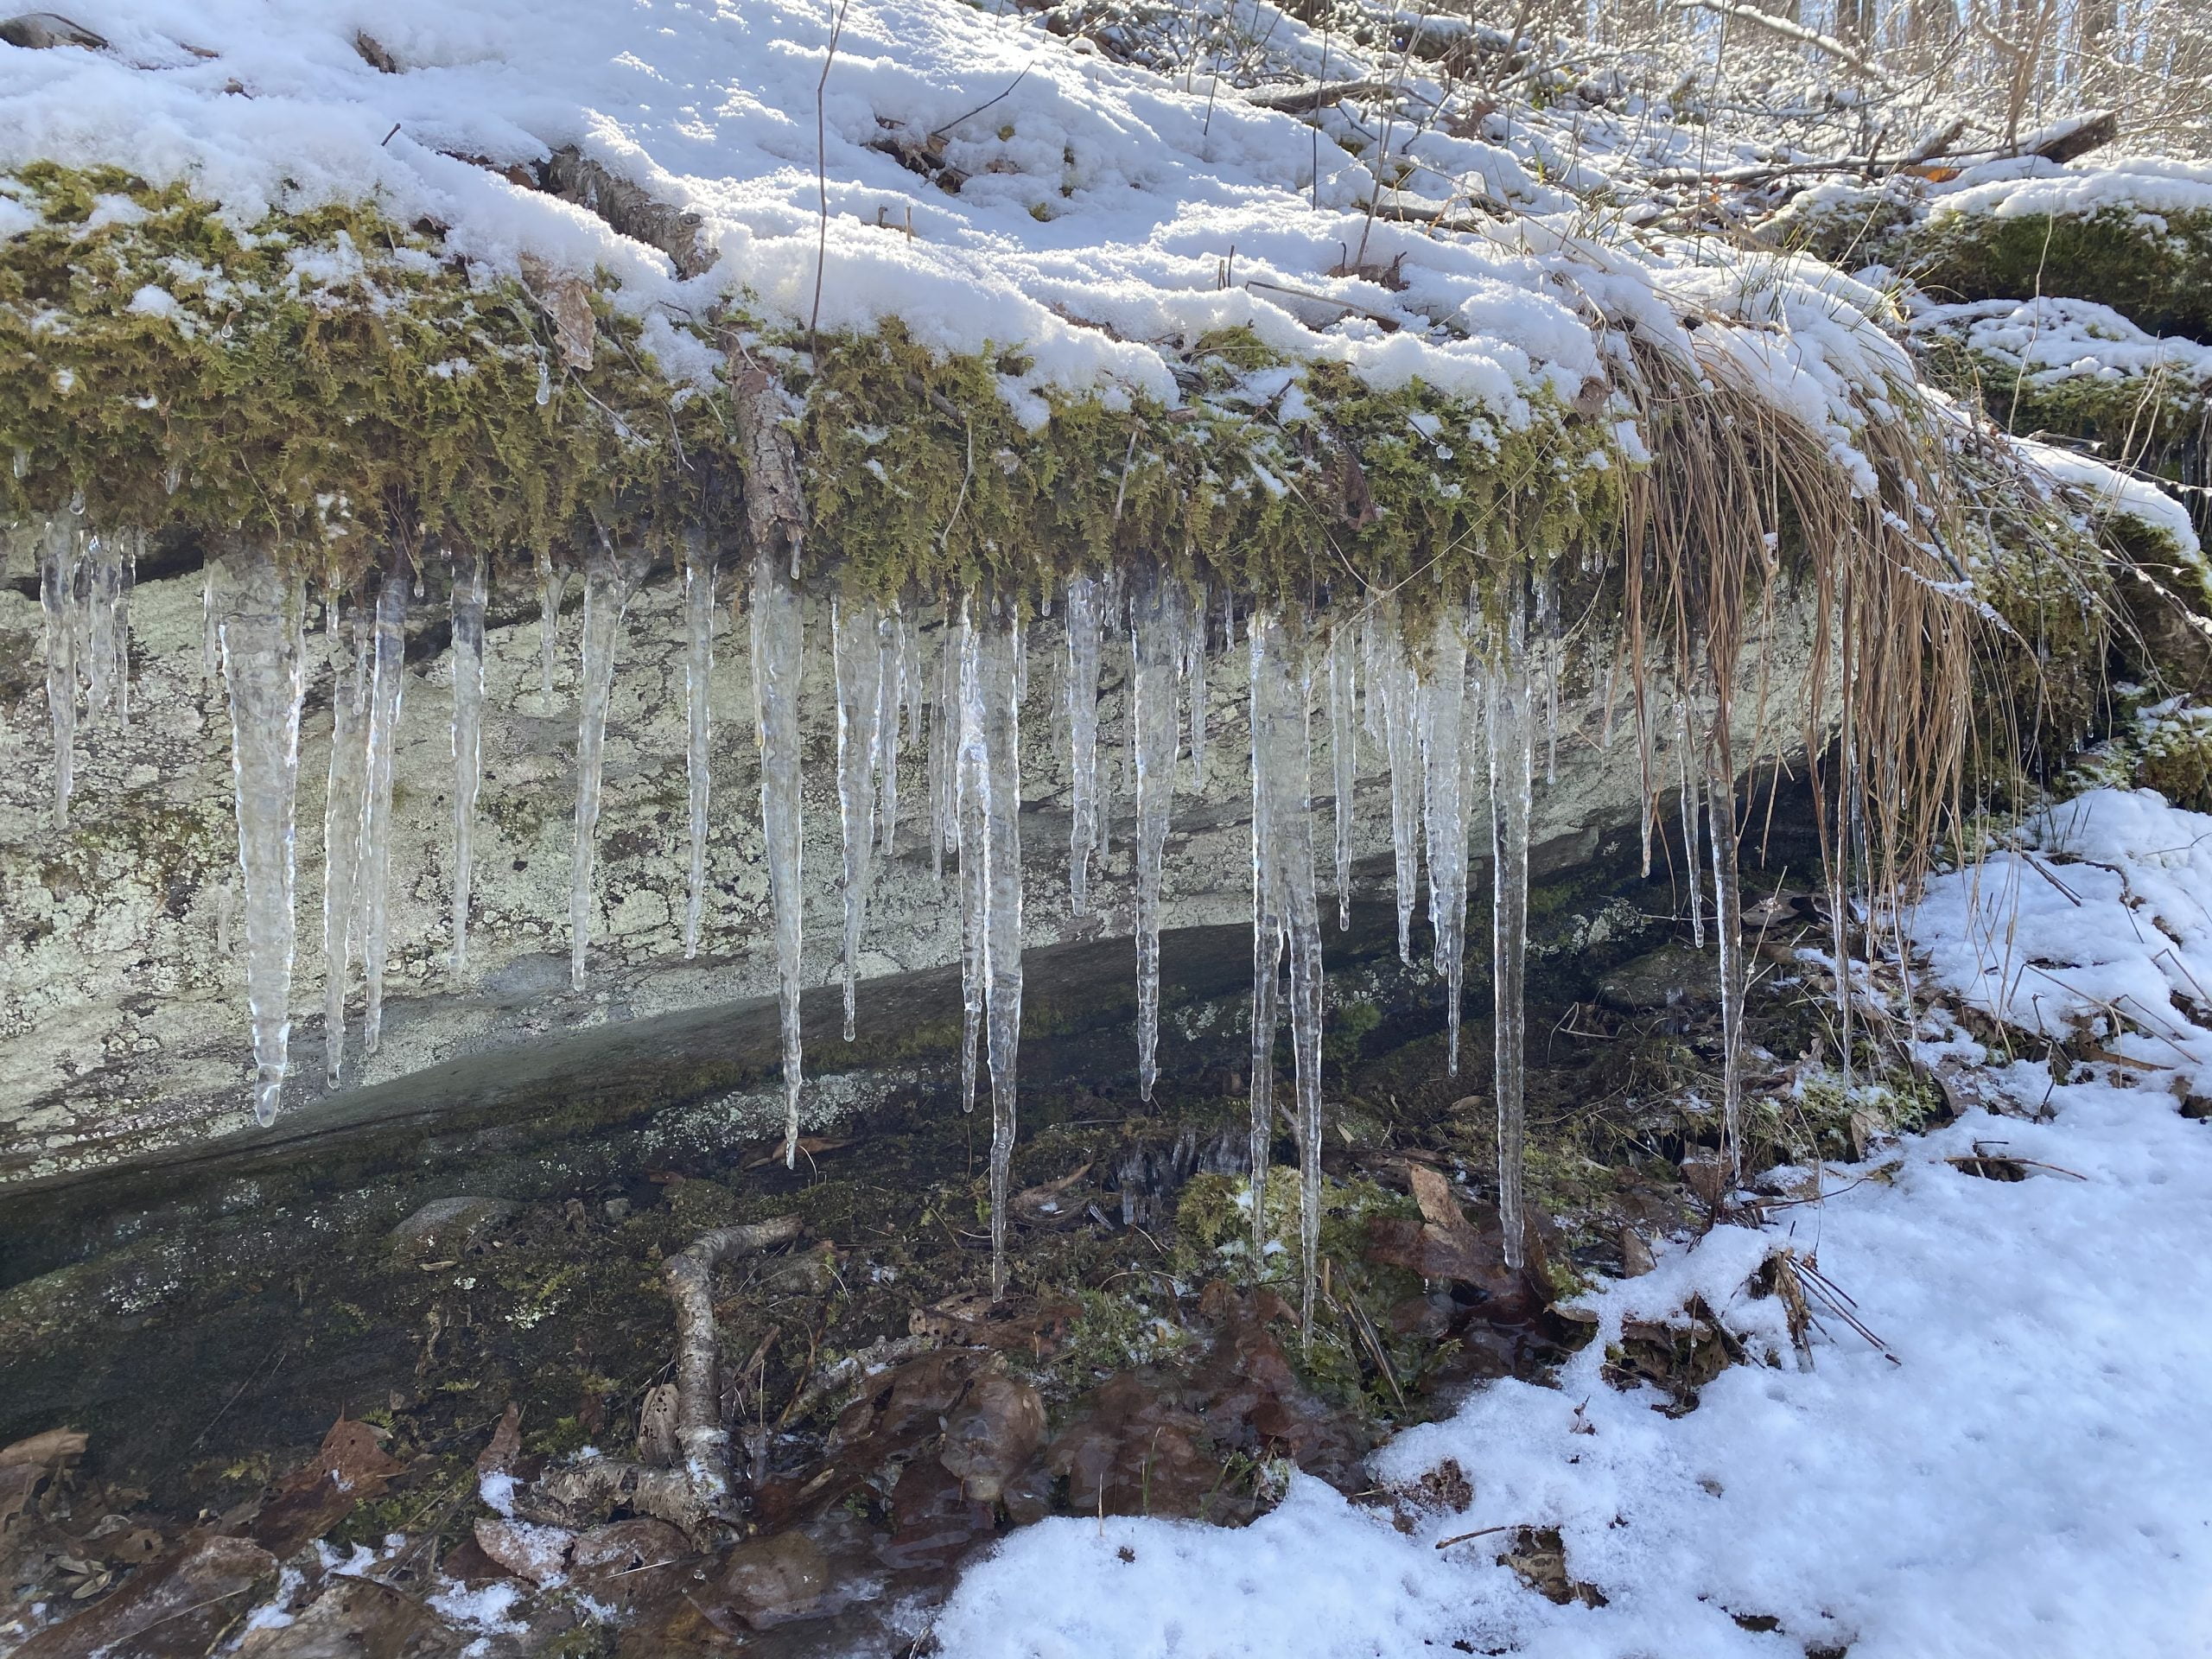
[931, 788, 2212, 1659]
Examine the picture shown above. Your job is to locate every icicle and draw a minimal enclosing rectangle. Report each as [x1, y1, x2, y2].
[1487, 586, 1535, 1271]
[1707, 724, 1746, 1180]
[537, 553, 563, 703]
[449, 547, 487, 976]
[1678, 689, 1705, 948]
[931, 613, 960, 882]
[201, 560, 220, 683]
[38, 514, 79, 829]
[751, 550, 807, 1161]
[1184, 582, 1208, 785]
[1535, 569, 1560, 786]
[957, 619, 984, 1121]
[1064, 575, 1103, 916]
[1378, 630, 1421, 963]
[1247, 625, 1281, 1274]
[961, 609, 1025, 1300]
[569, 539, 643, 994]
[1419, 613, 1471, 1074]
[832, 594, 886, 1042]
[1360, 597, 1384, 745]
[85, 531, 124, 725]
[1130, 573, 1179, 1101]
[213, 542, 307, 1125]
[876, 605, 904, 857]
[1250, 611, 1325, 1338]
[681, 537, 717, 959]
[359, 571, 407, 1054]
[321, 589, 368, 1089]
[116, 530, 137, 729]
[1327, 620, 1357, 931]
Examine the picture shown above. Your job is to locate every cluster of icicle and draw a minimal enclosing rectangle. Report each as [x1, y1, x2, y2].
[33, 505, 137, 831]
[43, 534, 1763, 1334]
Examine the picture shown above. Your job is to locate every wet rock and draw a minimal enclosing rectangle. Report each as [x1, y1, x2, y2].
[718, 1529, 830, 1627]
[15, 1531, 275, 1658]
[387, 1197, 518, 1259]
[569, 1517, 692, 1579]
[1594, 942, 1713, 1014]
[938, 1365, 1046, 1503]
[0, 12, 105, 51]
[880, 1458, 997, 1570]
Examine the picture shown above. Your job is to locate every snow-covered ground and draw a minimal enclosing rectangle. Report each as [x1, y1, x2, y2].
[930, 789, 2212, 1659]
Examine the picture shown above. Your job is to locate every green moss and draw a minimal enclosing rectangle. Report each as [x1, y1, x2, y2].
[0, 164, 721, 565]
[1912, 204, 2212, 344]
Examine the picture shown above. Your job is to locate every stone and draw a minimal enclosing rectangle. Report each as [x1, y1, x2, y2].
[0, 12, 106, 51]
[387, 1196, 518, 1258]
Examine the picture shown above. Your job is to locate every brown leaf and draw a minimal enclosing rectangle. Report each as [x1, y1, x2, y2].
[476, 1402, 522, 1477]
[1405, 1163, 1466, 1232]
[251, 1418, 407, 1558]
[0, 1429, 87, 1471]
[15, 1531, 275, 1659]
[635, 1384, 681, 1467]
[518, 253, 595, 371]
[741, 1135, 851, 1171]
[237, 1575, 454, 1657]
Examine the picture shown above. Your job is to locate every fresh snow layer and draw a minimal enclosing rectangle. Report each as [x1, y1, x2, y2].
[929, 788, 2212, 1659]
[1933, 152, 2212, 223]
[2012, 435, 2207, 565]
[0, 0, 1611, 410]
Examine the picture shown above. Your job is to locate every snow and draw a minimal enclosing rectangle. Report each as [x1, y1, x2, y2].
[1934, 153, 2212, 225]
[930, 787, 2212, 1658]
[1910, 293, 2212, 398]
[2012, 435, 2206, 567]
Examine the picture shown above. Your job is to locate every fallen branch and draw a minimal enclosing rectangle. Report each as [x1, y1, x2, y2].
[1243, 77, 1394, 114]
[537, 1215, 802, 1540]
[1675, 0, 1891, 86]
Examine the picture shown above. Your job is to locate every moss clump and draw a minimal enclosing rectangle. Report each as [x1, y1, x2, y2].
[0, 164, 722, 568]
[1910, 204, 2212, 345]
[795, 320, 1621, 626]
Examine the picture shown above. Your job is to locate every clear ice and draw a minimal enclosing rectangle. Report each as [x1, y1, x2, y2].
[1129, 573, 1179, 1100]
[212, 543, 307, 1126]
[1487, 588, 1535, 1269]
[681, 536, 717, 960]
[1419, 612, 1471, 1074]
[359, 572, 407, 1056]
[1064, 575, 1103, 915]
[832, 594, 886, 1041]
[449, 547, 488, 976]
[751, 550, 807, 1162]
[569, 539, 644, 992]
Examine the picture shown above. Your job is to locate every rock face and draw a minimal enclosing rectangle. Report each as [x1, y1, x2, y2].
[0, 540, 1821, 1185]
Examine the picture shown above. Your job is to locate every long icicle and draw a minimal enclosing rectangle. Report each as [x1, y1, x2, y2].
[38, 512, 79, 830]
[213, 539, 307, 1126]
[537, 551, 563, 703]
[1065, 575, 1103, 915]
[1329, 618, 1357, 931]
[1185, 582, 1208, 785]
[1130, 571, 1179, 1100]
[1679, 685, 1705, 947]
[1247, 616, 1282, 1276]
[876, 604, 904, 858]
[681, 533, 718, 959]
[965, 607, 1026, 1300]
[832, 594, 886, 1041]
[85, 531, 124, 726]
[449, 546, 488, 976]
[750, 549, 807, 1163]
[321, 588, 369, 1088]
[957, 606, 985, 1122]
[932, 611, 960, 883]
[1488, 582, 1535, 1270]
[1420, 612, 1471, 1074]
[1707, 705, 1747, 1181]
[569, 540, 642, 993]
[1252, 610, 1325, 1338]
[1380, 626, 1421, 963]
[358, 568, 407, 1055]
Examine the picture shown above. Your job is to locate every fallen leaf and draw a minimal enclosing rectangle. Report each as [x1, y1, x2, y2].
[474, 1516, 574, 1587]
[251, 1417, 407, 1558]
[476, 1402, 522, 1477]
[938, 1368, 1045, 1503]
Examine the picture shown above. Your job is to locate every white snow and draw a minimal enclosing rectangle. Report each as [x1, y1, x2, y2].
[2012, 435, 2206, 567]
[929, 787, 2212, 1658]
